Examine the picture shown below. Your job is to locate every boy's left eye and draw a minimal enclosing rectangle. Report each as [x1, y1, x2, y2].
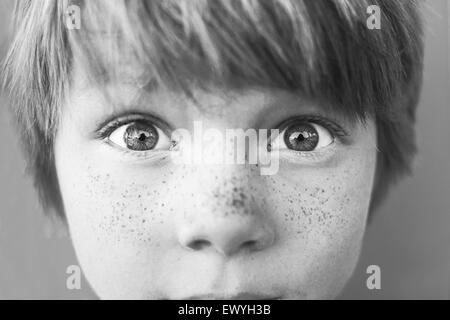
[108, 120, 171, 151]
[274, 121, 334, 152]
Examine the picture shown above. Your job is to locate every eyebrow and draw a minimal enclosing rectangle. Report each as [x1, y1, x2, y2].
[84, 63, 160, 95]
[110, 67, 157, 87]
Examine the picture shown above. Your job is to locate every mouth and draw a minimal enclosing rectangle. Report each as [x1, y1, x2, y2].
[185, 293, 281, 300]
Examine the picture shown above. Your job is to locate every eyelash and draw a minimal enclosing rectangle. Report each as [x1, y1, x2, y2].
[95, 113, 168, 140]
[277, 115, 349, 141]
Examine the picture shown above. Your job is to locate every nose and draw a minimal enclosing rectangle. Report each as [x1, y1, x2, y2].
[178, 214, 275, 257]
[176, 166, 276, 257]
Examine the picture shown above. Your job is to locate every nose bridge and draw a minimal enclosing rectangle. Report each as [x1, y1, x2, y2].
[188, 121, 258, 166]
[203, 165, 253, 216]
[176, 165, 275, 256]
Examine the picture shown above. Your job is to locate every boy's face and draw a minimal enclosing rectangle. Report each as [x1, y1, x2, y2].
[54, 62, 377, 299]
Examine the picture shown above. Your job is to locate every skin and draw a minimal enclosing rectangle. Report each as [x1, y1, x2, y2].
[54, 62, 377, 300]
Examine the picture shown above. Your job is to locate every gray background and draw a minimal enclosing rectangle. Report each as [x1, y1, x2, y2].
[0, 0, 449, 299]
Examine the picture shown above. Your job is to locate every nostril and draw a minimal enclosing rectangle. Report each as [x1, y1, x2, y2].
[188, 239, 211, 251]
[241, 240, 258, 250]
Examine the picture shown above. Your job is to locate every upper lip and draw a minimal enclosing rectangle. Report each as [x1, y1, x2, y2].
[185, 292, 280, 300]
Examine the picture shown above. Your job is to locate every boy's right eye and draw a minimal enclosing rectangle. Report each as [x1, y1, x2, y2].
[100, 116, 172, 152]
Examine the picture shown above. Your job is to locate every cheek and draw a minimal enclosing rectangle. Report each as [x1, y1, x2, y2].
[59, 162, 170, 244]
[264, 158, 373, 241]
[259, 155, 376, 297]
[56, 150, 186, 297]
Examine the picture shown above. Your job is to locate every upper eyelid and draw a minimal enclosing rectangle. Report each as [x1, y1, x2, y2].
[275, 115, 349, 138]
[94, 111, 173, 139]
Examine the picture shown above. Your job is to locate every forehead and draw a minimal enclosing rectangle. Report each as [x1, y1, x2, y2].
[68, 0, 376, 125]
[70, 45, 371, 131]
[69, 53, 368, 137]
[71, 54, 338, 119]
[67, 74, 361, 142]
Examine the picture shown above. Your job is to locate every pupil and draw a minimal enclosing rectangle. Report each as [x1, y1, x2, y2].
[138, 133, 147, 142]
[296, 133, 306, 142]
[284, 123, 319, 151]
[124, 122, 159, 151]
